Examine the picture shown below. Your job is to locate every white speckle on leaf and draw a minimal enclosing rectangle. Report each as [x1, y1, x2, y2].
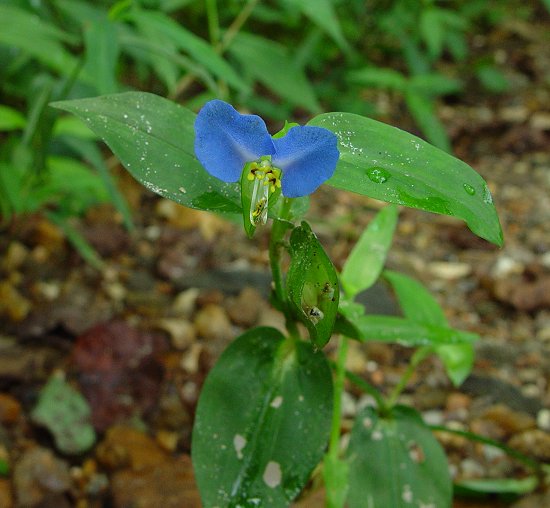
[263, 461, 282, 488]
[402, 484, 413, 503]
[233, 434, 246, 460]
[362, 417, 373, 428]
[371, 429, 383, 440]
[270, 396, 283, 408]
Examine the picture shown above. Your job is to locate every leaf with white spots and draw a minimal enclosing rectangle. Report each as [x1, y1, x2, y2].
[347, 405, 452, 508]
[51, 92, 242, 215]
[192, 327, 333, 506]
[309, 112, 503, 246]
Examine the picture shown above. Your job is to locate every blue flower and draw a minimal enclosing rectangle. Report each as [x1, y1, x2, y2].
[194, 100, 339, 198]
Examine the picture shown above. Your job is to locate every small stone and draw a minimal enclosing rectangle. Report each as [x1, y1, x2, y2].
[155, 430, 179, 453]
[445, 392, 471, 412]
[537, 409, 550, 431]
[0, 393, 21, 425]
[180, 343, 203, 374]
[257, 307, 286, 334]
[111, 455, 201, 508]
[172, 289, 200, 317]
[96, 426, 168, 472]
[226, 287, 263, 327]
[422, 410, 444, 426]
[508, 429, 550, 461]
[157, 318, 196, 350]
[2, 242, 28, 271]
[429, 261, 472, 280]
[460, 458, 485, 478]
[492, 256, 524, 279]
[194, 304, 232, 341]
[0, 281, 31, 322]
[13, 447, 72, 507]
[479, 404, 536, 438]
[0, 478, 13, 508]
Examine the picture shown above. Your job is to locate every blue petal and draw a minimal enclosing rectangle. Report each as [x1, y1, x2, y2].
[273, 126, 339, 197]
[194, 100, 275, 182]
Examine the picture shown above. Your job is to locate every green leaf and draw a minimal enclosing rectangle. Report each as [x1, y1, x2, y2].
[0, 5, 77, 74]
[420, 8, 445, 60]
[347, 405, 452, 508]
[383, 270, 474, 385]
[323, 454, 349, 508]
[476, 64, 509, 93]
[405, 90, 452, 152]
[31, 374, 96, 455]
[309, 112, 503, 246]
[0, 105, 26, 131]
[348, 67, 408, 92]
[292, 0, 350, 53]
[81, 18, 120, 95]
[192, 327, 333, 507]
[51, 92, 242, 215]
[130, 9, 248, 93]
[341, 204, 398, 299]
[383, 270, 446, 326]
[229, 33, 321, 113]
[456, 477, 538, 496]
[287, 222, 340, 348]
[339, 314, 477, 347]
[409, 74, 463, 97]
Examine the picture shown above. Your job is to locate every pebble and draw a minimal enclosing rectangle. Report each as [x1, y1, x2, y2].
[428, 261, 472, 280]
[171, 288, 200, 317]
[193, 304, 233, 341]
[111, 455, 201, 508]
[480, 404, 536, 437]
[226, 287, 262, 327]
[96, 426, 168, 471]
[0, 393, 21, 425]
[0, 478, 12, 508]
[536, 408, 550, 431]
[508, 429, 550, 461]
[157, 318, 196, 350]
[13, 447, 72, 507]
[460, 458, 485, 478]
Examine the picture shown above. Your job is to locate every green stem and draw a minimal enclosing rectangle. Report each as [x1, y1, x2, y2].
[173, 0, 258, 99]
[386, 346, 432, 408]
[429, 425, 540, 472]
[205, 0, 220, 48]
[268, 198, 298, 337]
[338, 365, 386, 412]
[328, 336, 349, 458]
[219, 0, 259, 51]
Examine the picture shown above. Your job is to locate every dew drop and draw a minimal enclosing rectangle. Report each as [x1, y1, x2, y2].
[482, 184, 493, 204]
[463, 183, 476, 196]
[366, 167, 390, 184]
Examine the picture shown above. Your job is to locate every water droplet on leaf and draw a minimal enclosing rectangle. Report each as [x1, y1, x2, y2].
[366, 167, 390, 184]
[463, 183, 476, 195]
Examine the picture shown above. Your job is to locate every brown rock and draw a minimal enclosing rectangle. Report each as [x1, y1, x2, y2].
[480, 404, 536, 437]
[0, 478, 13, 508]
[194, 304, 232, 341]
[0, 281, 31, 322]
[96, 426, 168, 471]
[508, 429, 550, 461]
[445, 392, 472, 413]
[13, 447, 71, 508]
[226, 287, 263, 327]
[0, 393, 21, 425]
[111, 455, 201, 508]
